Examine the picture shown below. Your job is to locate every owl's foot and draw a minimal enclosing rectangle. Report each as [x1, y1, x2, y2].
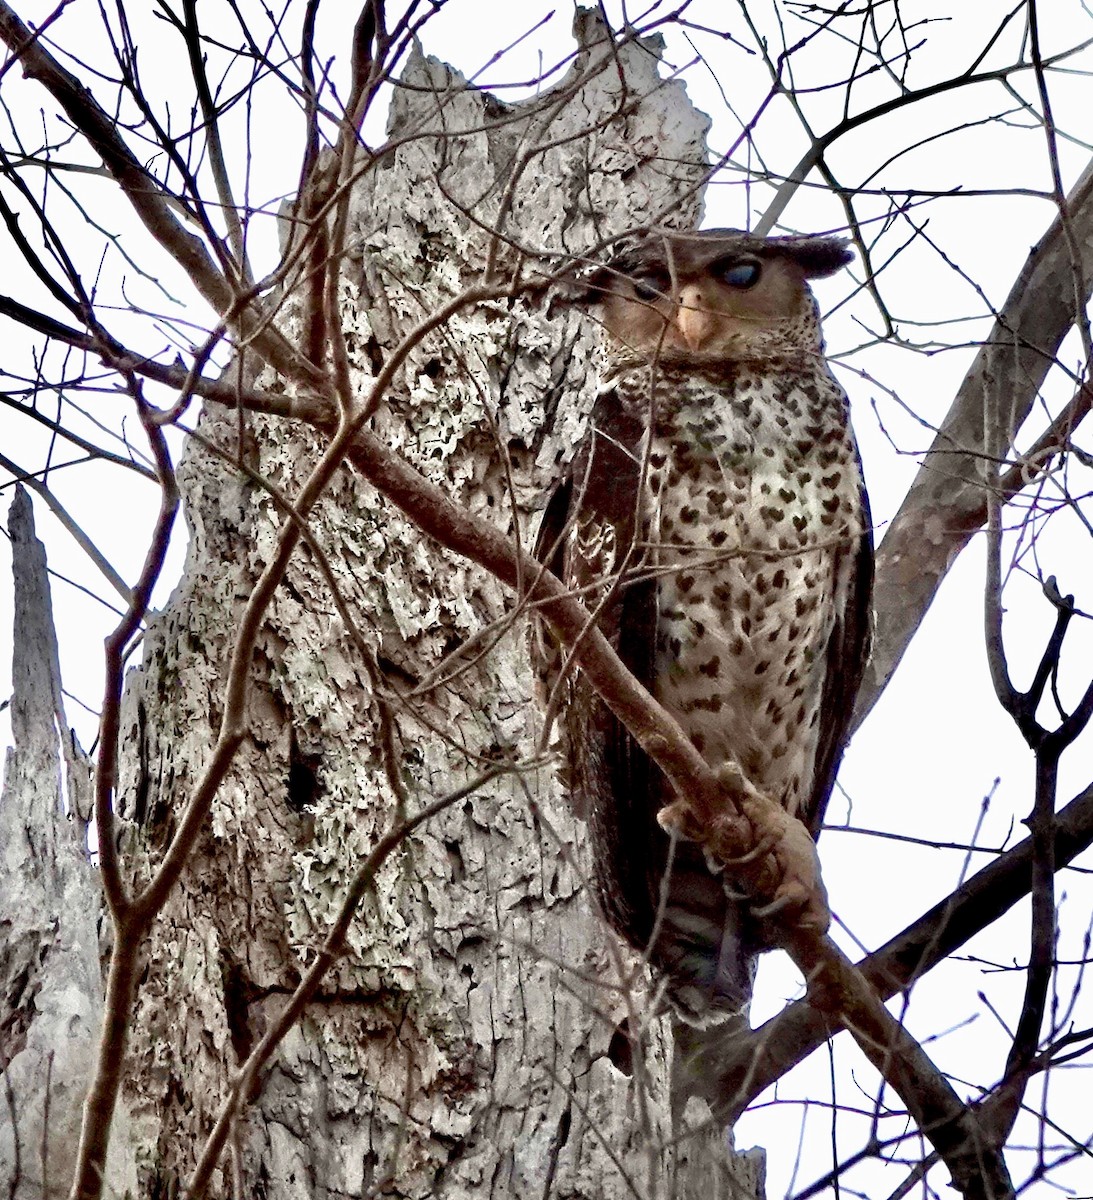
[657, 763, 830, 935]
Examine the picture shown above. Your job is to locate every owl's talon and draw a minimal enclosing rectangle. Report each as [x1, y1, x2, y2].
[753, 812, 830, 934]
[709, 768, 832, 934]
[659, 780, 830, 934]
[718, 831, 778, 867]
[751, 892, 797, 920]
[657, 798, 704, 843]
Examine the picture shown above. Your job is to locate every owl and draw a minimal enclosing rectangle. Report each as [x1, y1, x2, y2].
[533, 228, 874, 1024]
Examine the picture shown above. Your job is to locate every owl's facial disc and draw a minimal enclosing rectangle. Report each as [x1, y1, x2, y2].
[675, 257, 766, 350]
[599, 246, 815, 360]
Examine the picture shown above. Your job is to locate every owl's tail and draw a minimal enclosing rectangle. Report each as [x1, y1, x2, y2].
[584, 712, 758, 1024]
[644, 836, 757, 1024]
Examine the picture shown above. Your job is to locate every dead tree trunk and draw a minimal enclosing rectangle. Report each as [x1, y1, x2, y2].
[95, 16, 765, 1199]
[0, 489, 132, 1199]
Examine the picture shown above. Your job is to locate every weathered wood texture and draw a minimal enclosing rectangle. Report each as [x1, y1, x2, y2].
[0, 488, 131, 1199]
[108, 16, 765, 1199]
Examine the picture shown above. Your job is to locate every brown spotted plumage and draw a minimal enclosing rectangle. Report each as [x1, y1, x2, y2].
[534, 229, 874, 1023]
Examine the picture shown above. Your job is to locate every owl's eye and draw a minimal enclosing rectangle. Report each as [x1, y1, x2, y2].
[717, 259, 762, 289]
[631, 272, 668, 302]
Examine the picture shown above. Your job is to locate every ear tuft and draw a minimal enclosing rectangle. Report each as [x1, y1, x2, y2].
[774, 236, 854, 278]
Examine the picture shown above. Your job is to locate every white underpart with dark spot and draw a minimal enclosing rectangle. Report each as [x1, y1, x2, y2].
[633, 362, 864, 818]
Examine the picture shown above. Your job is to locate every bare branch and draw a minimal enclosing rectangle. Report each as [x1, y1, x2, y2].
[857, 153, 1093, 727]
[0, 2, 317, 385]
[714, 778, 1093, 1124]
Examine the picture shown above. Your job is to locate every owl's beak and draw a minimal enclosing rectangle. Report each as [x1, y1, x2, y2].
[675, 288, 715, 350]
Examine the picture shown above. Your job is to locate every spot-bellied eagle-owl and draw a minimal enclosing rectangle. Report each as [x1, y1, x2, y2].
[533, 228, 874, 1024]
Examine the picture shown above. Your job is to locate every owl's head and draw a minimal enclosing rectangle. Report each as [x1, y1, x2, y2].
[585, 229, 852, 364]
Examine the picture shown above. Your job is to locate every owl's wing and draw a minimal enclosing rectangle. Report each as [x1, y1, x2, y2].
[531, 391, 663, 936]
[531, 388, 654, 710]
[533, 395, 760, 1019]
[803, 470, 875, 838]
